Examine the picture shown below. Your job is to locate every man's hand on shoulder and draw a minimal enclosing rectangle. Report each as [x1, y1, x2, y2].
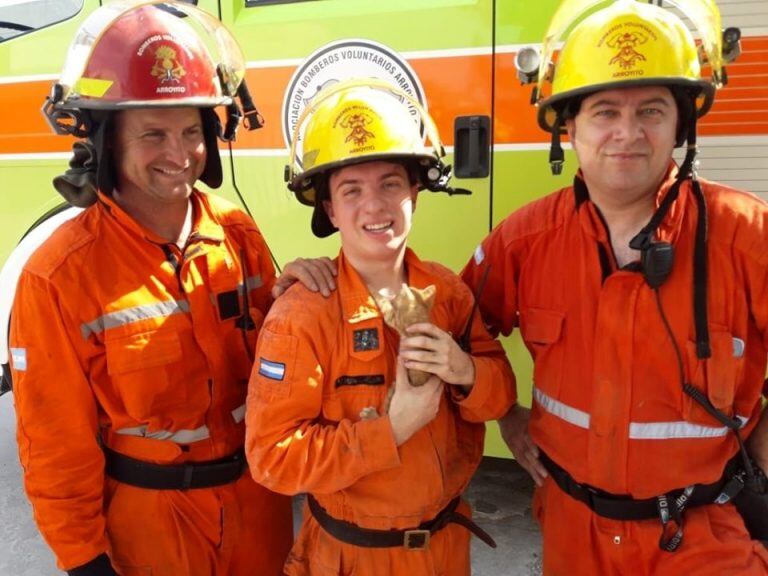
[272, 257, 337, 299]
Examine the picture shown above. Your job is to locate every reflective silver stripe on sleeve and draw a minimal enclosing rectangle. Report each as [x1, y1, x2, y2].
[533, 387, 590, 430]
[238, 275, 263, 294]
[185, 245, 205, 260]
[81, 299, 190, 339]
[231, 404, 246, 423]
[629, 415, 750, 440]
[208, 275, 264, 306]
[115, 424, 210, 444]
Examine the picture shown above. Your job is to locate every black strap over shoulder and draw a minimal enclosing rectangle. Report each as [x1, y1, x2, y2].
[307, 493, 496, 550]
[103, 446, 246, 490]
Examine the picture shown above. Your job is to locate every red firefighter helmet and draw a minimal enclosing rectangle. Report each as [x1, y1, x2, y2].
[43, 0, 260, 138]
[43, 1, 263, 202]
[55, 0, 242, 109]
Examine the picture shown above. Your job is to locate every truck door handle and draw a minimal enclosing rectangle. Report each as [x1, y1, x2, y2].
[454, 115, 490, 178]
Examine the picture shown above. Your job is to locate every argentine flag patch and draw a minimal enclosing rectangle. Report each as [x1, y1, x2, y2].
[259, 358, 286, 381]
[10, 348, 27, 371]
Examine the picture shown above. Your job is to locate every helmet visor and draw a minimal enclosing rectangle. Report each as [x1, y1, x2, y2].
[538, 0, 724, 100]
[58, 0, 246, 108]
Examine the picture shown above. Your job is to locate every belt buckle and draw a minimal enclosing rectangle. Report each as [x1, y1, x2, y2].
[403, 529, 430, 550]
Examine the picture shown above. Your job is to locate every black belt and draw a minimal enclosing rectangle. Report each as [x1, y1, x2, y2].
[103, 446, 246, 490]
[540, 450, 725, 521]
[307, 493, 496, 550]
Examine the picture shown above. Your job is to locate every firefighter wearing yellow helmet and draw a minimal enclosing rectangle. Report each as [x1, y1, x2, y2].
[285, 78, 466, 237]
[528, 0, 740, 175]
[462, 0, 768, 573]
[246, 79, 515, 575]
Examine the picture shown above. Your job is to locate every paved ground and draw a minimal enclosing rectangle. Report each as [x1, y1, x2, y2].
[464, 457, 543, 576]
[0, 394, 542, 575]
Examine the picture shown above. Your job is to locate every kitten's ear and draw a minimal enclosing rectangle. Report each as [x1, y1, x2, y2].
[375, 289, 394, 317]
[416, 285, 436, 307]
[378, 298, 393, 317]
[397, 283, 413, 305]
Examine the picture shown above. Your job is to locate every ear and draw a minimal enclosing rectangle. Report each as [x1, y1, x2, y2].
[565, 118, 576, 144]
[323, 199, 337, 228]
[375, 288, 394, 316]
[410, 185, 418, 213]
[397, 283, 413, 304]
[414, 285, 436, 307]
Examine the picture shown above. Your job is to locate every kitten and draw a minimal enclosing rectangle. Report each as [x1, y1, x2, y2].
[360, 284, 436, 420]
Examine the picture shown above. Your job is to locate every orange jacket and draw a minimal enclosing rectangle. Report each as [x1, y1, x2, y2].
[10, 190, 277, 570]
[246, 248, 516, 528]
[462, 165, 768, 498]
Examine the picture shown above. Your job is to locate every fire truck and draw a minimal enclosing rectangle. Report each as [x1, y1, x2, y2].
[0, 0, 766, 455]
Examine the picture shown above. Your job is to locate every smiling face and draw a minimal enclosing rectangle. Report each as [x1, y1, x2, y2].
[324, 161, 418, 267]
[566, 85, 678, 206]
[112, 107, 206, 208]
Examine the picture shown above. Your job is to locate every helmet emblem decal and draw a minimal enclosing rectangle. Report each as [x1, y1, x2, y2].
[151, 45, 186, 84]
[607, 31, 649, 70]
[339, 109, 375, 149]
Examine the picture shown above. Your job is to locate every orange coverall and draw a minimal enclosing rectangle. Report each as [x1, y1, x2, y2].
[10, 191, 292, 575]
[245, 248, 516, 576]
[462, 165, 768, 575]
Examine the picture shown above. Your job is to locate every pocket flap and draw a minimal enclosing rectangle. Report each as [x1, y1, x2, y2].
[348, 319, 385, 362]
[520, 307, 565, 345]
[106, 330, 182, 375]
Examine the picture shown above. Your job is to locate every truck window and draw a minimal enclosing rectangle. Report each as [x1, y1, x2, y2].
[245, 0, 313, 6]
[0, 0, 83, 43]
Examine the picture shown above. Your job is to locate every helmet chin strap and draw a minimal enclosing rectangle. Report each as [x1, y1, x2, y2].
[218, 83, 264, 142]
[548, 115, 565, 176]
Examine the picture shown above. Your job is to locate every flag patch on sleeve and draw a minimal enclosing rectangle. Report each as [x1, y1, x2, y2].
[10, 348, 27, 371]
[258, 357, 286, 381]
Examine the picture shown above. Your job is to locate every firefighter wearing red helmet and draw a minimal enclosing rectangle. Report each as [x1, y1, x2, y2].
[462, 0, 768, 573]
[8, 1, 316, 574]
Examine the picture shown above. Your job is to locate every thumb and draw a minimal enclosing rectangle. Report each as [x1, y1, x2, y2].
[425, 374, 443, 396]
[395, 357, 409, 390]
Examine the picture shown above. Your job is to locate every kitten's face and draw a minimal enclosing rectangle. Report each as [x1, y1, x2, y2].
[376, 284, 435, 334]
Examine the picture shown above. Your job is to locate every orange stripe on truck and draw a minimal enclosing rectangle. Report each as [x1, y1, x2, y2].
[1, 36, 766, 155]
[0, 80, 72, 154]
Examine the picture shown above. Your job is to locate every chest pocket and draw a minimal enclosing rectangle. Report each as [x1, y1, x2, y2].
[323, 319, 390, 422]
[520, 307, 565, 399]
[684, 329, 745, 425]
[105, 329, 183, 419]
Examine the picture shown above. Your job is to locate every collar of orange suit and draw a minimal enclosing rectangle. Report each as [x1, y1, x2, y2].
[573, 161, 691, 247]
[337, 247, 435, 325]
[95, 189, 226, 246]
